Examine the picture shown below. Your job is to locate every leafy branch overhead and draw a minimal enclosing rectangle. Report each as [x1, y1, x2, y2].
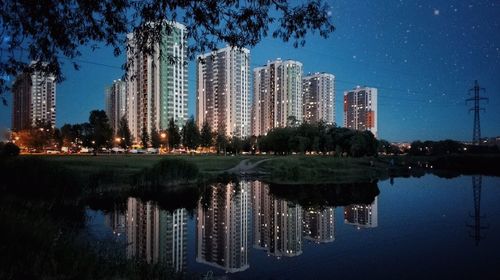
[0, 0, 335, 102]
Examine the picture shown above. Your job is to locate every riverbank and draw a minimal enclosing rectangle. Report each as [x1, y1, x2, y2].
[15, 153, 500, 187]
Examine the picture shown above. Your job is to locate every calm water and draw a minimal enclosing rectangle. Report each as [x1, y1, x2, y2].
[86, 175, 500, 279]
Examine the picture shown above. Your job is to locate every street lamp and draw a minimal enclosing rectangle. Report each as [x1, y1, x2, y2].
[160, 132, 167, 154]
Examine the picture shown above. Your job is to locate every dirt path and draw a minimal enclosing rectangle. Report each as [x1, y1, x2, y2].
[226, 158, 272, 174]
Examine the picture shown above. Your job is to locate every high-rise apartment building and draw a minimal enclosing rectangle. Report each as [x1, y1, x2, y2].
[126, 22, 188, 142]
[344, 197, 378, 229]
[196, 47, 251, 138]
[251, 59, 303, 136]
[343, 86, 378, 137]
[302, 73, 335, 125]
[105, 79, 127, 134]
[196, 182, 250, 273]
[12, 66, 56, 131]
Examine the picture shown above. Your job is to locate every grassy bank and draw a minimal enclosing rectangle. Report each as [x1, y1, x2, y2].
[17, 153, 500, 187]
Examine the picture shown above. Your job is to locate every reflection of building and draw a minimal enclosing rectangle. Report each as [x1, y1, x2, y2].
[303, 208, 335, 243]
[126, 198, 187, 272]
[302, 73, 335, 125]
[343, 86, 378, 137]
[196, 47, 251, 138]
[344, 197, 378, 228]
[126, 22, 188, 142]
[12, 65, 56, 131]
[196, 182, 250, 273]
[105, 79, 127, 134]
[104, 209, 126, 237]
[252, 181, 302, 257]
[252, 59, 303, 136]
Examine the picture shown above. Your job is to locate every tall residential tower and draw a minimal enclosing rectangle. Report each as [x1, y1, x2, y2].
[302, 73, 335, 125]
[12, 66, 56, 131]
[105, 79, 127, 134]
[343, 86, 378, 137]
[251, 59, 303, 136]
[126, 22, 188, 142]
[196, 47, 251, 138]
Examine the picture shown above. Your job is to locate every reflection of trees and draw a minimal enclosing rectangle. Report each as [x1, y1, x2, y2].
[268, 181, 380, 208]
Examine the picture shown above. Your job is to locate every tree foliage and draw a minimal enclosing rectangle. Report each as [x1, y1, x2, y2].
[0, 0, 335, 103]
[117, 116, 132, 148]
[150, 127, 161, 149]
[88, 110, 113, 149]
[256, 122, 379, 157]
[182, 116, 200, 151]
[167, 118, 181, 150]
[200, 121, 213, 149]
[141, 127, 149, 149]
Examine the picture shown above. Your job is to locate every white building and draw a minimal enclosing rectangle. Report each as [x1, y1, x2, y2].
[196, 46, 251, 138]
[105, 79, 127, 134]
[252, 59, 303, 136]
[343, 86, 378, 137]
[126, 21, 188, 142]
[302, 73, 335, 125]
[12, 65, 56, 131]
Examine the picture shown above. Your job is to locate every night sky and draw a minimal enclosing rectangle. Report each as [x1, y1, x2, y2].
[1, 0, 499, 142]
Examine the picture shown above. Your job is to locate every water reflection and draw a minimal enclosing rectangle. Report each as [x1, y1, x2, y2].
[252, 181, 303, 257]
[196, 182, 250, 273]
[100, 180, 379, 275]
[344, 197, 378, 229]
[467, 175, 488, 246]
[303, 208, 335, 243]
[124, 198, 187, 272]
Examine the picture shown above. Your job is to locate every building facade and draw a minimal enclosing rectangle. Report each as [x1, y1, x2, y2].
[343, 86, 378, 137]
[196, 182, 250, 273]
[251, 59, 303, 136]
[302, 73, 335, 125]
[12, 68, 56, 131]
[105, 79, 127, 134]
[196, 47, 251, 138]
[126, 22, 188, 142]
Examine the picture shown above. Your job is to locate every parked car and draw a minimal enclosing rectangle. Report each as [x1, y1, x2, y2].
[111, 147, 125, 153]
[146, 148, 158, 154]
[46, 149, 60, 154]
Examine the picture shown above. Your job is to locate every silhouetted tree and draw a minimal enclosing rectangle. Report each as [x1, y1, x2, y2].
[0, 0, 335, 103]
[215, 132, 228, 155]
[150, 127, 161, 149]
[200, 121, 213, 150]
[117, 116, 132, 149]
[88, 110, 113, 149]
[167, 118, 181, 150]
[182, 117, 200, 151]
[141, 127, 149, 149]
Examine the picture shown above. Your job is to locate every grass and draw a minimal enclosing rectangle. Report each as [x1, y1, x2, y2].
[258, 155, 389, 184]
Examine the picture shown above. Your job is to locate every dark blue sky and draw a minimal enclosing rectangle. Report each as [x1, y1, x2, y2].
[1, 0, 499, 142]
